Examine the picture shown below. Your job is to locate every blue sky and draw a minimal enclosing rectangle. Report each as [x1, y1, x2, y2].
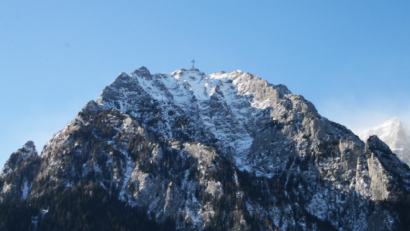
[1, 0, 409, 166]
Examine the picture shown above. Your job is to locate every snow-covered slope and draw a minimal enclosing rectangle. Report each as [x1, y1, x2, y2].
[1, 66, 410, 230]
[360, 118, 410, 165]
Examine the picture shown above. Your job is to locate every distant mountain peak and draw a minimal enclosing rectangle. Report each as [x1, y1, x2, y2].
[360, 117, 410, 165]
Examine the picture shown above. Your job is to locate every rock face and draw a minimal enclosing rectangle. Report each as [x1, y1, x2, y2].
[1, 141, 37, 176]
[1, 67, 410, 230]
[360, 118, 410, 165]
[0, 141, 40, 201]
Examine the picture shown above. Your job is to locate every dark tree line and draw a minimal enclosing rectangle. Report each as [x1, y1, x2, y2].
[0, 184, 175, 231]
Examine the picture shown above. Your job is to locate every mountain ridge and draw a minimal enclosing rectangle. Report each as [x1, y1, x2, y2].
[1, 66, 410, 230]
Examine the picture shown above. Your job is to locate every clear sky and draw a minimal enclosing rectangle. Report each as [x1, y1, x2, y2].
[1, 0, 409, 166]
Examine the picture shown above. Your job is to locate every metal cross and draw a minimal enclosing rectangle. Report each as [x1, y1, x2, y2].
[191, 59, 195, 68]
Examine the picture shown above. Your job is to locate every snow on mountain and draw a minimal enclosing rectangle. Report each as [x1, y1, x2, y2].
[360, 117, 410, 165]
[1, 66, 410, 230]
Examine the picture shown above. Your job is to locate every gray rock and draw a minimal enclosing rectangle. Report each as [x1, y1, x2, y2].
[1, 67, 410, 230]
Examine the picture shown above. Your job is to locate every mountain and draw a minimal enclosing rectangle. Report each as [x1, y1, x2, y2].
[1, 66, 410, 231]
[360, 118, 410, 165]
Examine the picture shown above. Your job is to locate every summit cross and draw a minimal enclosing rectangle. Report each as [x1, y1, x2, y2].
[191, 59, 195, 68]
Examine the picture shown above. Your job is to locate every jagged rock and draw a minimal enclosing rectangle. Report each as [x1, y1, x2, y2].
[0, 141, 40, 201]
[362, 135, 410, 201]
[133, 66, 152, 78]
[1, 67, 410, 230]
[1, 141, 37, 176]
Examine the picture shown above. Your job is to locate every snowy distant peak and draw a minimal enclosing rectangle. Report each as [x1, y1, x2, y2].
[378, 117, 402, 131]
[387, 117, 402, 125]
[361, 117, 401, 136]
[360, 117, 410, 165]
[360, 117, 405, 142]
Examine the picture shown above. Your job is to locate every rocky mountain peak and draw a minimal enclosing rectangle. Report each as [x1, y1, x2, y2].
[82, 99, 101, 111]
[133, 66, 152, 78]
[1, 141, 38, 176]
[22, 140, 36, 152]
[359, 135, 410, 203]
[365, 135, 391, 154]
[1, 67, 410, 230]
